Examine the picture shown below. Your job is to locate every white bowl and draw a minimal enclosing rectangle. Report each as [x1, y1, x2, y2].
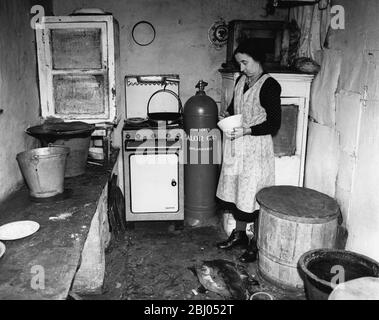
[217, 114, 243, 132]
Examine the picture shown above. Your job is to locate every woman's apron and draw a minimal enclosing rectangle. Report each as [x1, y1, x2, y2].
[216, 74, 275, 213]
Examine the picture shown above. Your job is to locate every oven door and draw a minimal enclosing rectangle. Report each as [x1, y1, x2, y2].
[129, 152, 179, 213]
[124, 139, 183, 218]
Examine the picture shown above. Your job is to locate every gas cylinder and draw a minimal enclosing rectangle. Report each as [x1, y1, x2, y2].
[183, 80, 221, 227]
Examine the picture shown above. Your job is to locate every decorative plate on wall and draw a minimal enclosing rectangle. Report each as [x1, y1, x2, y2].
[132, 21, 156, 46]
[208, 19, 228, 50]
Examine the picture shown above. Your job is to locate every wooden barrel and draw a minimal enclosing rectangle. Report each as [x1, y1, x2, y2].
[256, 186, 340, 289]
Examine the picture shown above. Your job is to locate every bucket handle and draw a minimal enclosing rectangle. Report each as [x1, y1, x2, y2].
[147, 88, 183, 115]
[48, 143, 63, 148]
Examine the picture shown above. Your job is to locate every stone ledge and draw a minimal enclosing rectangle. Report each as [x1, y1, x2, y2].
[0, 149, 119, 300]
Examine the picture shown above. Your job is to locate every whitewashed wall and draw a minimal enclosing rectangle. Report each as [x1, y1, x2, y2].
[0, 0, 286, 203]
[304, 0, 379, 262]
[53, 0, 286, 146]
[0, 0, 52, 203]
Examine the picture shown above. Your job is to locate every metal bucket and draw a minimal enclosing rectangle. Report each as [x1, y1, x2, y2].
[16, 147, 70, 198]
[25, 121, 95, 177]
[49, 135, 92, 177]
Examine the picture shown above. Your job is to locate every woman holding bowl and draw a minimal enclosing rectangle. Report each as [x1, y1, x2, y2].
[216, 39, 282, 263]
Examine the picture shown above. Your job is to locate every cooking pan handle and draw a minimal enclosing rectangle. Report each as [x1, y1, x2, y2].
[147, 88, 183, 115]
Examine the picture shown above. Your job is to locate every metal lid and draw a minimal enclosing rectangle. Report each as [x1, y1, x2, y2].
[256, 186, 340, 223]
[26, 121, 95, 139]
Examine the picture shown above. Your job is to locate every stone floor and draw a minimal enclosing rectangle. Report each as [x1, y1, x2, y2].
[83, 221, 306, 300]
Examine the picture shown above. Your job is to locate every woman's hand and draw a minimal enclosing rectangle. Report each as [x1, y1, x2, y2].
[224, 127, 251, 140]
[218, 110, 230, 120]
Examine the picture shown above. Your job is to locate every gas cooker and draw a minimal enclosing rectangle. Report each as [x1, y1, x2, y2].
[123, 118, 184, 141]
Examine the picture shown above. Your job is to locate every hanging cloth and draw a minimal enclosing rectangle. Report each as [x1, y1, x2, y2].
[290, 0, 331, 60]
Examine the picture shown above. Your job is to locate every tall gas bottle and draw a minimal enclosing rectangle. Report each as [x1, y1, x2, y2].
[183, 80, 221, 227]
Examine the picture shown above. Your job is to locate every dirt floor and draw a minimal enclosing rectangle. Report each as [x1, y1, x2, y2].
[84, 221, 306, 300]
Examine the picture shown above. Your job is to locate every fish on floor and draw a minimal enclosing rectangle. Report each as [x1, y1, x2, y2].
[189, 259, 259, 300]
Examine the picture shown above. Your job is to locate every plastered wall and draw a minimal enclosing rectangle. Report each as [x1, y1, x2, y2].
[53, 0, 286, 146]
[0, 0, 286, 201]
[0, 0, 52, 203]
[304, 0, 379, 261]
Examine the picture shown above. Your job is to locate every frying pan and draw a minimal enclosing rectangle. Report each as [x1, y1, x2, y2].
[147, 88, 183, 125]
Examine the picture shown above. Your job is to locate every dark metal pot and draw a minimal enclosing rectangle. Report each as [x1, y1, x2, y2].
[147, 88, 183, 125]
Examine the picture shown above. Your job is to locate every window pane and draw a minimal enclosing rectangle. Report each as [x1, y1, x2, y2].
[51, 28, 102, 69]
[53, 74, 107, 115]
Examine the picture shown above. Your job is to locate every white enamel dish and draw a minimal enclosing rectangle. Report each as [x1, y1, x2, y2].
[0, 221, 40, 241]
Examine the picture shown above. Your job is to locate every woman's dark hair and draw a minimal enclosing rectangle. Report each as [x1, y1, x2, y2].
[233, 38, 266, 64]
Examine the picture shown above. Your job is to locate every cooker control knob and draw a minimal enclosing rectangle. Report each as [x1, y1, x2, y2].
[166, 133, 171, 139]
[125, 134, 130, 140]
[171, 179, 177, 187]
[136, 134, 141, 140]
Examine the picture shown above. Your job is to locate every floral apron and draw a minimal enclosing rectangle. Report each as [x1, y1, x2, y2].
[216, 74, 275, 213]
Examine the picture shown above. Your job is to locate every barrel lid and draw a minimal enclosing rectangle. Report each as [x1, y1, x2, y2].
[26, 121, 95, 137]
[256, 186, 340, 222]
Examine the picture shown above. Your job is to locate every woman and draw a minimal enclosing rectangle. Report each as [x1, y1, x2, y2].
[216, 39, 281, 263]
